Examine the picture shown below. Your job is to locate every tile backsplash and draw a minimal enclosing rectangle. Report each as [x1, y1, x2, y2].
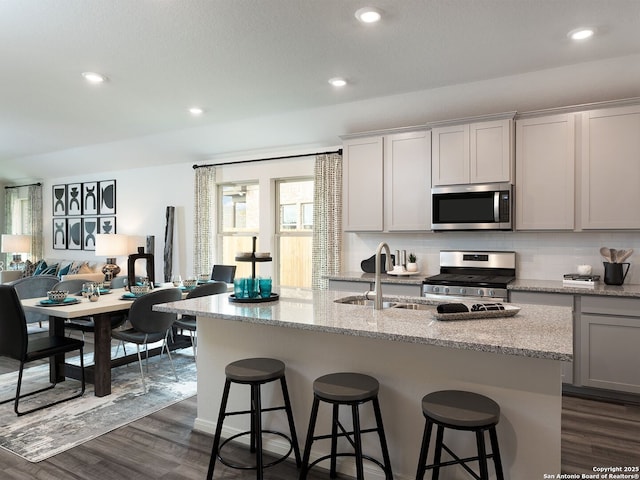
[344, 231, 640, 284]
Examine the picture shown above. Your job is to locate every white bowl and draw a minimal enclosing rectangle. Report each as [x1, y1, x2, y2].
[183, 279, 198, 288]
[255, 252, 271, 258]
[129, 285, 150, 296]
[236, 252, 252, 258]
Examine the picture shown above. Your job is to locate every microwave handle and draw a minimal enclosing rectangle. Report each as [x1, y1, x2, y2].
[494, 191, 500, 222]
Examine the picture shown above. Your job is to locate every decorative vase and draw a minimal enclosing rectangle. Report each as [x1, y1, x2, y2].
[406, 262, 418, 272]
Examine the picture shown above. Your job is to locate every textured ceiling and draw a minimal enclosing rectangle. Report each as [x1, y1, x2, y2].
[1, 0, 639, 180]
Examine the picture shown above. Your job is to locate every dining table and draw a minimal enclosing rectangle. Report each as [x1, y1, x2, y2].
[21, 286, 190, 397]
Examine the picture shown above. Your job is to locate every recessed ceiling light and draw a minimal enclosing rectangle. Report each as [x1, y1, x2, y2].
[355, 7, 382, 24]
[567, 27, 595, 40]
[188, 107, 204, 115]
[82, 72, 107, 83]
[328, 77, 347, 87]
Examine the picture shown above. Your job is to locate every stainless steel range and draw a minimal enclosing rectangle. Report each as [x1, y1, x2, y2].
[422, 250, 516, 302]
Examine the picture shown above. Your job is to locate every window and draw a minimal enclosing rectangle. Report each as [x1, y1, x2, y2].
[219, 183, 259, 278]
[276, 179, 313, 288]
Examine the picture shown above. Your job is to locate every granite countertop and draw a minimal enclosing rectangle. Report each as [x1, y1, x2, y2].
[155, 289, 572, 361]
[327, 271, 425, 285]
[509, 279, 640, 298]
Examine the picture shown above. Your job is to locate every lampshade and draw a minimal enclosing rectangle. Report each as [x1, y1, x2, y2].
[1, 234, 31, 254]
[95, 234, 129, 257]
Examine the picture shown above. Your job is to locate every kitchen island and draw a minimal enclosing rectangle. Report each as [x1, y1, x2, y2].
[156, 290, 572, 479]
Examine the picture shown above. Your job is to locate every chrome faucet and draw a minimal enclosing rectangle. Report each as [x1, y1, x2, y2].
[366, 242, 393, 310]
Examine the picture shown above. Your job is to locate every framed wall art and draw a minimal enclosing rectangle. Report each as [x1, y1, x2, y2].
[82, 182, 99, 215]
[99, 180, 116, 214]
[67, 183, 82, 215]
[53, 219, 67, 249]
[52, 185, 67, 216]
[83, 218, 98, 251]
[52, 178, 117, 250]
[67, 218, 83, 250]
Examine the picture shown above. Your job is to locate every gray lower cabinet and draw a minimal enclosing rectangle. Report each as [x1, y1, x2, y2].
[328, 280, 371, 293]
[579, 296, 640, 394]
[509, 291, 575, 384]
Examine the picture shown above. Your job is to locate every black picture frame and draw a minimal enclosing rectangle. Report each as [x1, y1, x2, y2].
[99, 216, 117, 234]
[67, 183, 82, 215]
[99, 180, 116, 215]
[52, 185, 67, 216]
[53, 218, 67, 249]
[82, 182, 99, 215]
[67, 218, 83, 250]
[83, 217, 98, 251]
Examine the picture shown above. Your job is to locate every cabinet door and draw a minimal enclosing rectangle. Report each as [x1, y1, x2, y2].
[580, 313, 640, 394]
[384, 130, 431, 231]
[470, 119, 513, 183]
[515, 114, 575, 230]
[431, 124, 469, 186]
[581, 105, 640, 229]
[343, 136, 384, 231]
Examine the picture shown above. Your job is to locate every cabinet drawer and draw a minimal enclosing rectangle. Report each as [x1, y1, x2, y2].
[328, 280, 371, 292]
[581, 295, 640, 317]
[509, 291, 574, 308]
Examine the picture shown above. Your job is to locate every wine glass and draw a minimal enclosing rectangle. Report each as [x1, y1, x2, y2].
[172, 275, 182, 287]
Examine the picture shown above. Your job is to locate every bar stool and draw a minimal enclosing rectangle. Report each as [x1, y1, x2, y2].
[299, 372, 393, 480]
[415, 390, 504, 480]
[206, 357, 302, 480]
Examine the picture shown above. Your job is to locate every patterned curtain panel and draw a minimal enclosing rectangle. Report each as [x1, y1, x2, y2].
[193, 166, 216, 276]
[312, 152, 343, 290]
[3, 187, 18, 268]
[27, 184, 43, 261]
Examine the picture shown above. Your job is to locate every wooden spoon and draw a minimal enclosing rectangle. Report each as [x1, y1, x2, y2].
[617, 249, 634, 263]
[610, 248, 618, 263]
[599, 247, 612, 262]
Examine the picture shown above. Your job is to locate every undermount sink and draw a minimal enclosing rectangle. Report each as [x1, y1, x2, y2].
[335, 297, 396, 308]
[391, 303, 432, 311]
[335, 296, 432, 310]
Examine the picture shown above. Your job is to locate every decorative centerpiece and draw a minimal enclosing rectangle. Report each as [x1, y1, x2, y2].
[406, 253, 418, 272]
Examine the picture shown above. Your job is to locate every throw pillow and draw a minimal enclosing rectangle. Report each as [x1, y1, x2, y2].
[21, 260, 35, 277]
[69, 261, 87, 274]
[58, 262, 72, 276]
[78, 263, 94, 274]
[40, 263, 59, 275]
[33, 259, 48, 275]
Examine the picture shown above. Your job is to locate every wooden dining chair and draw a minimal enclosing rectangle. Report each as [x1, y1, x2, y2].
[0, 285, 86, 416]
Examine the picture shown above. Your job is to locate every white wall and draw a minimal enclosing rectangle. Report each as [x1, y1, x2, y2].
[43, 163, 193, 281]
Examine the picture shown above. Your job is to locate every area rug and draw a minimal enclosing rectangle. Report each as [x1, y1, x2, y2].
[0, 346, 197, 462]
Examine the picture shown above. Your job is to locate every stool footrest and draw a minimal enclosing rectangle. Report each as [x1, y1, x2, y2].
[307, 452, 389, 477]
[222, 404, 287, 418]
[217, 430, 294, 470]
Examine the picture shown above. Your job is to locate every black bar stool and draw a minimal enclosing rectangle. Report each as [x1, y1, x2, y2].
[206, 357, 302, 480]
[415, 390, 504, 480]
[299, 372, 393, 480]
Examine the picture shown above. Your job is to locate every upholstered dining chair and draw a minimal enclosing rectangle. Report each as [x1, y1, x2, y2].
[110, 288, 182, 393]
[0, 285, 85, 416]
[9, 275, 60, 327]
[174, 281, 227, 359]
[211, 264, 236, 284]
[52, 279, 87, 295]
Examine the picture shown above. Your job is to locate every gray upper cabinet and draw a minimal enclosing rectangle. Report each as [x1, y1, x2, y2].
[580, 104, 640, 229]
[515, 113, 576, 230]
[432, 118, 514, 186]
[343, 129, 431, 232]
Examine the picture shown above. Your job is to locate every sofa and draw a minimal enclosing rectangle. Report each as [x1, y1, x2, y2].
[0, 258, 105, 285]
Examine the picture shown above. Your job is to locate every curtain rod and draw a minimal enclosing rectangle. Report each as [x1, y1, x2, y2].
[4, 182, 42, 189]
[193, 148, 342, 169]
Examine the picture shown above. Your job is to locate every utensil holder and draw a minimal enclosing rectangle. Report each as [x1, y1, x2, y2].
[603, 262, 630, 285]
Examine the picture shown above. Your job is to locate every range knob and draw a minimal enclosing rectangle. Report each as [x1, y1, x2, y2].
[444, 287, 450, 294]
[477, 289, 484, 296]
[433, 286, 439, 293]
[460, 288, 466, 295]
[488, 289, 495, 297]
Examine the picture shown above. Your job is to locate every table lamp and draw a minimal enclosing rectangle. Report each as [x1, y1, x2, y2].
[1, 234, 31, 270]
[95, 234, 129, 280]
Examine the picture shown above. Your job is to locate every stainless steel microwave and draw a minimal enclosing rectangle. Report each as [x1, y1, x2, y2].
[431, 183, 513, 231]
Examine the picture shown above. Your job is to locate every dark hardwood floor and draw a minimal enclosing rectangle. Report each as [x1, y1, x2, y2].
[1, 325, 638, 477]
